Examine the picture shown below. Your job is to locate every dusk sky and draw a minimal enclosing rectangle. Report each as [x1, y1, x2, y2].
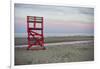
[14, 3, 94, 37]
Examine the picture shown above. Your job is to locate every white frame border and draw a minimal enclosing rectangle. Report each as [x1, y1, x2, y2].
[10, 0, 95, 69]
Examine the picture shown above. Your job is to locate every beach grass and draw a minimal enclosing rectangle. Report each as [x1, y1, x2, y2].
[15, 36, 94, 45]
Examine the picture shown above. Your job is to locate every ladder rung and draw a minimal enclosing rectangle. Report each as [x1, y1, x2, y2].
[29, 28, 43, 30]
[29, 37, 42, 40]
[28, 21, 42, 23]
[36, 17, 42, 18]
[28, 16, 42, 18]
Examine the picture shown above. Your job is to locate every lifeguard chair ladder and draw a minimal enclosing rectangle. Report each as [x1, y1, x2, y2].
[27, 16, 45, 50]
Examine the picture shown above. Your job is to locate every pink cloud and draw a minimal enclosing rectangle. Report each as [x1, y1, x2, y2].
[45, 19, 94, 30]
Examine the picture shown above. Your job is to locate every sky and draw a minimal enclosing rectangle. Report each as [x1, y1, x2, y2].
[14, 3, 94, 37]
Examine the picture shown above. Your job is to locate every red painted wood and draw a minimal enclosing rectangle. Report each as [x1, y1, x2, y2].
[27, 16, 44, 50]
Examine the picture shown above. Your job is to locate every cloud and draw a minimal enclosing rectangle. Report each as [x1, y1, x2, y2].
[14, 3, 94, 36]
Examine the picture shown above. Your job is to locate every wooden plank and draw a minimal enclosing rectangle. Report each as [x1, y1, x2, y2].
[29, 28, 43, 30]
[28, 21, 42, 23]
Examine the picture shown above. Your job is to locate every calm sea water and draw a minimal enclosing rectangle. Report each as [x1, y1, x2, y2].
[15, 33, 94, 38]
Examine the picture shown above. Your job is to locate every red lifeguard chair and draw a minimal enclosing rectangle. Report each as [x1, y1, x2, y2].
[27, 16, 45, 50]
